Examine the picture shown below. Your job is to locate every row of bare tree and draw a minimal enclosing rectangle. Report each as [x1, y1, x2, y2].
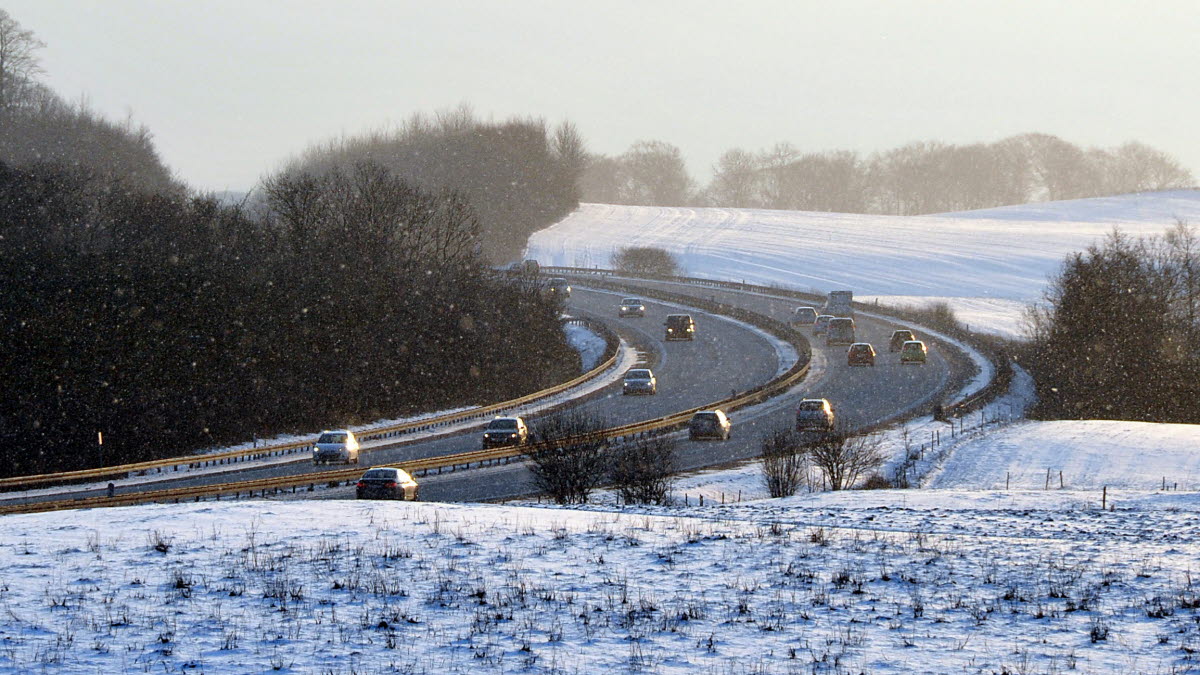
[580, 134, 1193, 214]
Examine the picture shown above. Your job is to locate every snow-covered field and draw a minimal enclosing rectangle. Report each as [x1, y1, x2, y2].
[526, 189, 1200, 339]
[4, 472, 1200, 674]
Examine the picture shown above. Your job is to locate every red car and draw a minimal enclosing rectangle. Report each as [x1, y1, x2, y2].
[847, 342, 876, 367]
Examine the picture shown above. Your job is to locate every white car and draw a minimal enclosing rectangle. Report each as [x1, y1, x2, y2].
[312, 429, 360, 465]
[795, 399, 835, 432]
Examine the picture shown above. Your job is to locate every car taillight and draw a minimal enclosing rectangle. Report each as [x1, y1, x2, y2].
[355, 481, 365, 488]
[385, 481, 397, 488]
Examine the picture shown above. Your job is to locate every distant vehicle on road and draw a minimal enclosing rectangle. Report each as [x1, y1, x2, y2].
[619, 298, 646, 317]
[791, 306, 818, 325]
[900, 340, 928, 364]
[847, 342, 876, 367]
[622, 368, 657, 395]
[482, 416, 529, 448]
[355, 467, 419, 501]
[312, 430, 360, 465]
[689, 410, 731, 440]
[664, 314, 696, 341]
[889, 329, 916, 352]
[825, 317, 856, 346]
[813, 314, 834, 336]
[547, 277, 572, 298]
[823, 290, 854, 318]
[795, 398, 835, 432]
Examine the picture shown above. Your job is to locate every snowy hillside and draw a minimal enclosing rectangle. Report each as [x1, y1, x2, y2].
[526, 190, 1200, 338]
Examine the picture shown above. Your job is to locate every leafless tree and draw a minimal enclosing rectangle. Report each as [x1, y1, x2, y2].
[609, 434, 676, 505]
[0, 9, 45, 112]
[706, 148, 760, 208]
[759, 429, 809, 498]
[756, 142, 799, 209]
[552, 120, 587, 183]
[807, 424, 886, 491]
[619, 140, 694, 206]
[524, 411, 610, 504]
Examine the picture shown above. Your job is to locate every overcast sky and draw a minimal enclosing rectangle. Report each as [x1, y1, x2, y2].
[6, 0, 1198, 193]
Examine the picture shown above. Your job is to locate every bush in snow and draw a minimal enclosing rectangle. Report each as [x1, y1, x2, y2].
[611, 246, 680, 278]
[609, 433, 677, 505]
[524, 411, 610, 504]
[759, 429, 809, 498]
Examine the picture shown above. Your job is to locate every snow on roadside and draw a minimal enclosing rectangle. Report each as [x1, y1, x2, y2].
[563, 320, 607, 370]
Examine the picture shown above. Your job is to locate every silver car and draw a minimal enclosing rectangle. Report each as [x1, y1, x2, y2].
[812, 314, 834, 336]
[619, 298, 646, 317]
[622, 368, 657, 395]
[791, 306, 818, 326]
[795, 399, 835, 432]
[312, 429, 360, 465]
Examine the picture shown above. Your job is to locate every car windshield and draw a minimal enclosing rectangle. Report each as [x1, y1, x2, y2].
[625, 370, 651, 379]
[363, 469, 396, 479]
[798, 401, 825, 411]
[317, 433, 347, 444]
[487, 419, 519, 430]
[622, 298, 640, 305]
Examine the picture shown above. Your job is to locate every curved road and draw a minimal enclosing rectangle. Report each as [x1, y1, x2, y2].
[354, 280, 967, 502]
[3, 287, 783, 506]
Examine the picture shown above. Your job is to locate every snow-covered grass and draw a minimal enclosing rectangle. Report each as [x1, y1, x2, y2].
[526, 190, 1200, 337]
[4, 484, 1200, 674]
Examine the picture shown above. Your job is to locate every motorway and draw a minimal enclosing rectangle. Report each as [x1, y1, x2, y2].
[3, 286, 783, 506]
[344, 279, 966, 502]
[4, 279, 969, 507]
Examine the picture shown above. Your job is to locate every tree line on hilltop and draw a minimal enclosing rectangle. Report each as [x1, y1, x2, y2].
[580, 135, 1194, 214]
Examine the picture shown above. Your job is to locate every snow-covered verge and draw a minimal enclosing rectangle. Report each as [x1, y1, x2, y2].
[3, 491, 1200, 675]
[526, 190, 1200, 337]
[562, 321, 608, 371]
